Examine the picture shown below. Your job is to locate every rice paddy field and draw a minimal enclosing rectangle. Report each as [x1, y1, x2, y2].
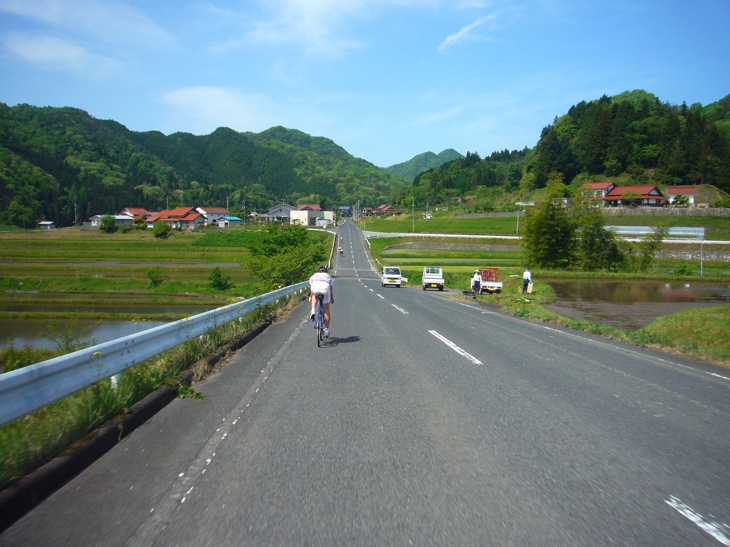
[0, 227, 260, 300]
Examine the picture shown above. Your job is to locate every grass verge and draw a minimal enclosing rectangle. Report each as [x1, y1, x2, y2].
[468, 279, 730, 366]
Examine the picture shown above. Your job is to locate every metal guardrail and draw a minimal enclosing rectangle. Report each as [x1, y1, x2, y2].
[0, 282, 309, 427]
[606, 226, 705, 239]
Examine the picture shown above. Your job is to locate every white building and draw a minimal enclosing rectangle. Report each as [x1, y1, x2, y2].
[196, 207, 230, 225]
[289, 210, 336, 227]
[89, 215, 134, 228]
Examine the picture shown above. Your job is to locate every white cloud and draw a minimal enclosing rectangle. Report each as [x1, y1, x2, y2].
[438, 14, 496, 50]
[215, 0, 440, 58]
[4, 33, 119, 76]
[0, 0, 173, 47]
[232, 0, 369, 57]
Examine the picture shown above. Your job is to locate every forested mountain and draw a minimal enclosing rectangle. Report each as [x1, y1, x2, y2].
[400, 90, 730, 211]
[2, 89, 729, 228]
[386, 149, 464, 180]
[0, 103, 408, 227]
[247, 126, 402, 209]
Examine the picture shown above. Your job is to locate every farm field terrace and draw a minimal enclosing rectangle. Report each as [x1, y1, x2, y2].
[360, 211, 730, 240]
[0, 228, 269, 318]
[365, 231, 730, 292]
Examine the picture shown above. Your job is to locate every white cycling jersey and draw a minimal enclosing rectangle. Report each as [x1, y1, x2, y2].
[309, 272, 333, 303]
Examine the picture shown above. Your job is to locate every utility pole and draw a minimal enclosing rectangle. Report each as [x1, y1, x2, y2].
[411, 185, 415, 232]
[515, 202, 524, 234]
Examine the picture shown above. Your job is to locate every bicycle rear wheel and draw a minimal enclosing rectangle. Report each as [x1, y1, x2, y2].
[315, 298, 325, 347]
[315, 310, 323, 347]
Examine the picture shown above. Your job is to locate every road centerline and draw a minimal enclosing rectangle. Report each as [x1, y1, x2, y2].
[429, 330, 483, 365]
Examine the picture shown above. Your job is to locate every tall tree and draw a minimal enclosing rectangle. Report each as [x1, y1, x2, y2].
[520, 189, 577, 270]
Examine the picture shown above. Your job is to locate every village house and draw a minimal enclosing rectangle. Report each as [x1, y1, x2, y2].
[297, 203, 321, 212]
[146, 207, 205, 230]
[290, 209, 335, 227]
[375, 204, 398, 215]
[196, 206, 230, 226]
[666, 186, 699, 207]
[248, 212, 270, 222]
[580, 182, 616, 206]
[580, 182, 667, 207]
[604, 185, 667, 207]
[218, 215, 243, 228]
[268, 202, 296, 222]
[89, 214, 134, 228]
[118, 207, 153, 221]
[38, 220, 55, 230]
[338, 205, 353, 217]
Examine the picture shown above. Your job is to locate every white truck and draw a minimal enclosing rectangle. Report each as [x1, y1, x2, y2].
[381, 266, 405, 288]
[422, 266, 445, 291]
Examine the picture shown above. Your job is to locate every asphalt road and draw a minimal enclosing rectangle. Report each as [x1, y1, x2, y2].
[2, 220, 730, 545]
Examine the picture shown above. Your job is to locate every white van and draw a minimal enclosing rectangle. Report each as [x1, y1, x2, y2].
[381, 266, 403, 288]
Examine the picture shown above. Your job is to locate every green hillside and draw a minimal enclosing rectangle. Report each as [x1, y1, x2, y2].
[0, 105, 407, 227]
[395, 90, 730, 211]
[386, 149, 464, 180]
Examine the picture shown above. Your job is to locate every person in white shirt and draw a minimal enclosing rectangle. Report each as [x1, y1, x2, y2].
[309, 266, 334, 337]
[471, 270, 481, 294]
[522, 267, 532, 294]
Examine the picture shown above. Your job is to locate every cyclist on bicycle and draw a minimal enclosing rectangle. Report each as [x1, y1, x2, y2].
[309, 266, 334, 338]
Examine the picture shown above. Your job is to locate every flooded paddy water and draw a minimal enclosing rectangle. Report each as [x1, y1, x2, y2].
[545, 279, 730, 330]
[0, 292, 218, 350]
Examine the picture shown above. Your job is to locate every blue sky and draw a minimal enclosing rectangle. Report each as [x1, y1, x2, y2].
[1, 0, 728, 168]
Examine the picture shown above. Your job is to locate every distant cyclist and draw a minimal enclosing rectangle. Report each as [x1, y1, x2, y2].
[309, 266, 334, 338]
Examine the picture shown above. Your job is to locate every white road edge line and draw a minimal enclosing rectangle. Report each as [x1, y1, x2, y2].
[539, 325, 730, 383]
[665, 495, 730, 545]
[429, 330, 483, 365]
[457, 302, 500, 315]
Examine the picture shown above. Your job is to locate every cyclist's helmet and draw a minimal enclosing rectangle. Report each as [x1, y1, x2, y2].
[318, 266, 328, 273]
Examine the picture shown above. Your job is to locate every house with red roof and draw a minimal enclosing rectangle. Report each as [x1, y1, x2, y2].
[375, 204, 398, 215]
[604, 185, 667, 207]
[297, 204, 321, 212]
[146, 207, 205, 230]
[580, 182, 666, 207]
[666, 186, 698, 207]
